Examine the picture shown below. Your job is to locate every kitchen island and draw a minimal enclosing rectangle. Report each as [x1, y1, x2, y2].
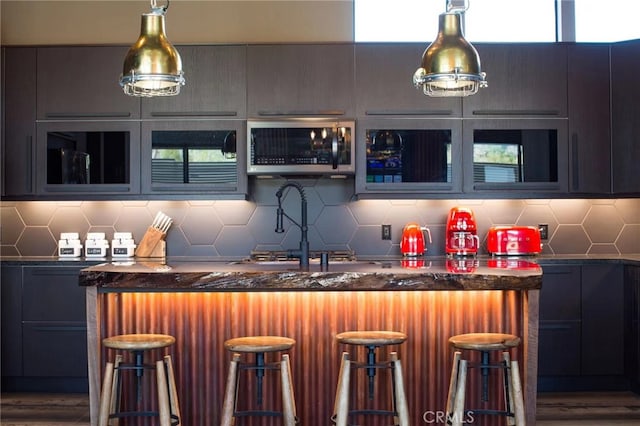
[80, 258, 542, 426]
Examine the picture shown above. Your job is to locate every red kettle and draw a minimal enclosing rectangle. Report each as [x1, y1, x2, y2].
[400, 222, 432, 256]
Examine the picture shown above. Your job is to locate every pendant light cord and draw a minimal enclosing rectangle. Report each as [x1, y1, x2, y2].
[150, 0, 169, 14]
[447, 0, 469, 13]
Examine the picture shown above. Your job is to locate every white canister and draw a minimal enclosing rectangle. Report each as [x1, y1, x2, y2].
[58, 232, 83, 258]
[112, 232, 136, 258]
[85, 232, 109, 258]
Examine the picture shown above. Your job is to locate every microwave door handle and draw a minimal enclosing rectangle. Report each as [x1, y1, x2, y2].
[332, 131, 339, 169]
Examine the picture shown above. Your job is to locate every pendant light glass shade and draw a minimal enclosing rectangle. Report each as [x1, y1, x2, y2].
[120, 1, 185, 97]
[413, 12, 487, 97]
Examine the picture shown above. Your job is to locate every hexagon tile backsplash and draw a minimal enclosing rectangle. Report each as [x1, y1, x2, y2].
[1, 180, 639, 257]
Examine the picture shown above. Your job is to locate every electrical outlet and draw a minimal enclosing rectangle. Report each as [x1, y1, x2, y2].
[381, 224, 392, 240]
[539, 224, 549, 240]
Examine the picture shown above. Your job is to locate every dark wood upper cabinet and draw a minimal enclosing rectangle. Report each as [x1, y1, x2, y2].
[463, 44, 568, 118]
[355, 118, 463, 196]
[247, 44, 355, 117]
[354, 43, 462, 117]
[611, 39, 640, 195]
[141, 45, 247, 119]
[568, 43, 612, 194]
[2, 47, 36, 197]
[35, 120, 141, 196]
[140, 119, 246, 197]
[36, 46, 140, 120]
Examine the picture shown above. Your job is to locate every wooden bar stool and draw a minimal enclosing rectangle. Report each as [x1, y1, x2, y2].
[98, 333, 180, 426]
[333, 330, 410, 426]
[221, 335, 297, 426]
[446, 332, 525, 426]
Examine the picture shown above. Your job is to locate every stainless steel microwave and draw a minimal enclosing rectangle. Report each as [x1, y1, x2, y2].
[247, 119, 355, 175]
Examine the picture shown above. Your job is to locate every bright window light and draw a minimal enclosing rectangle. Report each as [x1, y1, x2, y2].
[464, 0, 556, 42]
[354, 0, 442, 42]
[575, 0, 640, 42]
[355, 0, 556, 43]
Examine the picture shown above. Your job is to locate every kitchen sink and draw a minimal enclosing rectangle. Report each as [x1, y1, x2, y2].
[227, 259, 381, 267]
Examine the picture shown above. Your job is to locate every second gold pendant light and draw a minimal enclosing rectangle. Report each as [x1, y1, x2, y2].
[413, 0, 487, 97]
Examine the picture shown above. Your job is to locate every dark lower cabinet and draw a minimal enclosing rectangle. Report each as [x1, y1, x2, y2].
[1, 264, 88, 392]
[581, 264, 624, 376]
[1, 266, 23, 377]
[626, 265, 640, 393]
[538, 265, 581, 378]
[539, 263, 628, 392]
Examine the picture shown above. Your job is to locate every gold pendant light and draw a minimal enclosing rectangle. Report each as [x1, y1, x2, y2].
[120, 0, 185, 97]
[413, 1, 486, 97]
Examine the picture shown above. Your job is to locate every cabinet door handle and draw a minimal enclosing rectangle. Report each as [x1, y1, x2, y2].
[365, 110, 454, 116]
[473, 182, 561, 191]
[471, 109, 560, 116]
[42, 185, 131, 193]
[150, 185, 238, 192]
[27, 135, 34, 193]
[32, 325, 87, 332]
[571, 133, 579, 191]
[44, 112, 132, 119]
[257, 110, 345, 117]
[29, 268, 80, 276]
[150, 111, 238, 117]
[539, 323, 575, 330]
[332, 132, 339, 169]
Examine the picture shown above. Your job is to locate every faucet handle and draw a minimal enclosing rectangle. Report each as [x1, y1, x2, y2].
[275, 207, 285, 233]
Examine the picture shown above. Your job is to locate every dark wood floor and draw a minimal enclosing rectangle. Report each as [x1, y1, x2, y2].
[1, 391, 640, 425]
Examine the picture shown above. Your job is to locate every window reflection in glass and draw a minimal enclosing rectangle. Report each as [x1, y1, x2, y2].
[473, 129, 557, 183]
[473, 143, 522, 183]
[151, 130, 237, 184]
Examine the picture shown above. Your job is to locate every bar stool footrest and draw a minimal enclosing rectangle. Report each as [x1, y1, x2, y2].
[110, 411, 180, 426]
[463, 408, 514, 417]
[348, 408, 399, 417]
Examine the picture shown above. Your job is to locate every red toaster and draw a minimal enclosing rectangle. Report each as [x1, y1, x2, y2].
[486, 226, 542, 255]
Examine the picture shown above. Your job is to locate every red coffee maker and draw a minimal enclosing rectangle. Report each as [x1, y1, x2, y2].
[445, 207, 480, 256]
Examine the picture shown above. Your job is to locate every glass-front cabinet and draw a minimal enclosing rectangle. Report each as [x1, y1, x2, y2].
[141, 120, 246, 196]
[355, 118, 568, 197]
[36, 121, 140, 195]
[462, 119, 568, 193]
[356, 119, 463, 195]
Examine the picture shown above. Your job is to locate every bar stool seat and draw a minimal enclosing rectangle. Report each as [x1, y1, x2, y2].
[225, 335, 295, 353]
[336, 330, 408, 346]
[98, 333, 180, 426]
[221, 335, 297, 426]
[103, 333, 176, 350]
[449, 333, 521, 351]
[446, 332, 525, 426]
[333, 330, 409, 426]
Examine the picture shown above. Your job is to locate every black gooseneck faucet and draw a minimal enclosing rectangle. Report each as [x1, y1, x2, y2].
[275, 181, 309, 268]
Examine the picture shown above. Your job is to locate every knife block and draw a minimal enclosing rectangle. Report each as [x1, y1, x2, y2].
[146, 240, 166, 259]
[135, 227, 167, 259]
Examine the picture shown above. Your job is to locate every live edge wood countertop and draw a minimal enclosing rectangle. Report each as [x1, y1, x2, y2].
[78, 258, 543, 291]
[78, 257, 543, 426]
